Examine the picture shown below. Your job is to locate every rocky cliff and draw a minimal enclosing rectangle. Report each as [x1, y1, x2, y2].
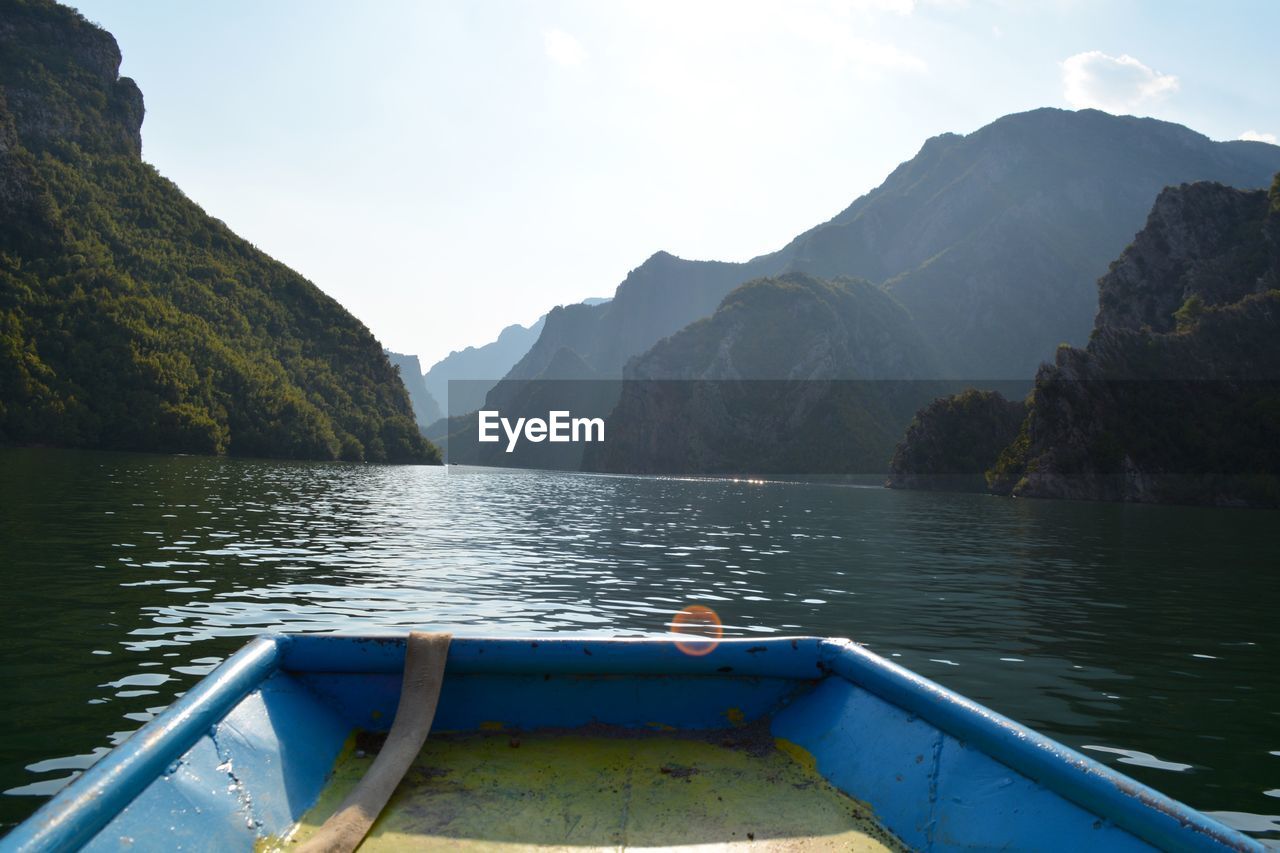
[1003, 177, 1280, 506]
[385, 350, 442, 429]
[891, 177, 1280, 506]
[0, 1, 436, 462]
[0, 0, 144, 158]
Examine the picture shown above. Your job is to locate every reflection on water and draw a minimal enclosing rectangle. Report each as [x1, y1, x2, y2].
[0, 448, 1277, 840]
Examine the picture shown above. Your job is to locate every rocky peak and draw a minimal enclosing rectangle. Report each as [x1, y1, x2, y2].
[0, 0, 144, 157]
[1094, 180, 1275, 335]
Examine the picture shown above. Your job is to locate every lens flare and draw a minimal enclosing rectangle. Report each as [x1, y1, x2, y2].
[671, 605, 724, 656]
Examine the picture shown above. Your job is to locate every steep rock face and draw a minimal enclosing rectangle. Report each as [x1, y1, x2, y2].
[588, 274, 952, 475]
[886, 390, 1028, 492]
[1094, 181, 1279, 334]
[510, 109, 1280, 385]
[0, 90, 60, 254]
[998, 178, 1280, 506]
[0, 1, 436, 462]
[0, 0, 143, 157]
[385, 351, 442, 429]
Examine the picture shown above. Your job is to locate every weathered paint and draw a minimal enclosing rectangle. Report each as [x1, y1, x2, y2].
[2, 636, 282, 853]
[271, 727, 905, 851]
[1, 636, 1263, 853]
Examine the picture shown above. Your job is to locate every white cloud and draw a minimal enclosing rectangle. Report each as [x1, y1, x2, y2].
[1239, 129, 1278, 144]
[543, 28, 587, 67]
[1060, 51, 1178, 114]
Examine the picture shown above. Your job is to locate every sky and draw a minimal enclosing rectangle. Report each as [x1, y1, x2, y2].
[69, 0, 1280, 367]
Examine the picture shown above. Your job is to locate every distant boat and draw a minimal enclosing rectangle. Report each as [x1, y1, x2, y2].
[2, 635, 1259, 851]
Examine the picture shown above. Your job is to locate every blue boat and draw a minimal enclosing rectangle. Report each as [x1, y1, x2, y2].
[2, 635, 1260, 852]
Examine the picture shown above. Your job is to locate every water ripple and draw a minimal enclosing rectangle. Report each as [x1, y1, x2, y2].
[0, 451, 1277, 841]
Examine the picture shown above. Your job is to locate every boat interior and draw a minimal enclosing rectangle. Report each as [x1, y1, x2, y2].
[20, 636, 1242, 852]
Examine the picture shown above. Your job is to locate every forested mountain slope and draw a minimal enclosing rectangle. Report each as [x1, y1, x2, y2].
[0, 0, 436, 462]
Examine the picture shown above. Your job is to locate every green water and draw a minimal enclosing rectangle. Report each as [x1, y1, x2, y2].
[0, 448, 1277, 841]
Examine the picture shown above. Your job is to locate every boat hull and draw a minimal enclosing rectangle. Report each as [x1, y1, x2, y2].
[1, 636, 1260, 852]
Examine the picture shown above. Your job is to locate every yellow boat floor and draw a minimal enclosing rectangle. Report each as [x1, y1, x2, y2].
[273, 725, 908, 852]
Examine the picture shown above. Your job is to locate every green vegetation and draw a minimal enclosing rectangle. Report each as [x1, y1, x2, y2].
[885, 389, 1028, 493]
[0, 0, 437, 462]
[1173, 294, 1205, 332]
[984, 410, 1032, 494]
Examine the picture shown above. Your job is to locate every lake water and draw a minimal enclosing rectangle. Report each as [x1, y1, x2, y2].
[1, 448, 1277, 842]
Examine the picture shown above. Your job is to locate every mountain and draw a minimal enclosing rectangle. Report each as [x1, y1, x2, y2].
[587, 273, 958, 475]
[783, 110, 1280, 378]
[509, 109, 1280, 385]
[428, 339, 611, 468]
[424, 317, 545, 418]
[384, 350, 442, 429]
[507, 253, 781, 382]
[892, 175, 1280, 507]
[885, 390, 1028, 492]
[423, 297, 607, 418]
[0, 0, 437, 463]
[622, 274, 940, 381]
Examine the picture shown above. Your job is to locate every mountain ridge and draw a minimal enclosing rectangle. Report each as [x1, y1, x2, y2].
[423, 297, 608, 419]
[504, 108, 1280, 387]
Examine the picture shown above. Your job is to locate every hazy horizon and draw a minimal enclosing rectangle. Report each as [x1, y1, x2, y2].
[69, 0, 1280, 367]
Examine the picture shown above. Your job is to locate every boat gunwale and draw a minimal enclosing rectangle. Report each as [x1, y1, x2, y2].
[817, 638, 1261, 853]
[0, 634, 1262, 853]
[0, 636, 281, 853]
